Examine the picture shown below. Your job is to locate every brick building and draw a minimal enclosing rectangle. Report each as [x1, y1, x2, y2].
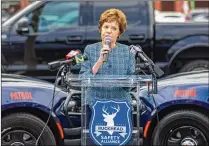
[2, 0, 209, 16]
[2, 0, 30, 15]
[155, 0, 209, 12]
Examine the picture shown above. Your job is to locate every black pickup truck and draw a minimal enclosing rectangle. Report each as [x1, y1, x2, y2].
[2, 1, 209, 81]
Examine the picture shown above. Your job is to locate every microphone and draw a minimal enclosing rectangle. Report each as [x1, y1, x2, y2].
[130, 45, 164, 94]
[130, 45, 148, 62]
[103, 36, 112, 64]
[48, 54, 88, 70]
[64, 54, 88, 65]
[130, 45, 164, 77]
[65, 50, 81, 60]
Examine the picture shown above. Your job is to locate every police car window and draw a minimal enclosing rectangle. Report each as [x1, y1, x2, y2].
[26, 1, 80, 32]
[92, 1, 148, 26]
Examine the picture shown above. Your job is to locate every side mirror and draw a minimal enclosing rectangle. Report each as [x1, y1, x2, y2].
[16, 17, 30, 35]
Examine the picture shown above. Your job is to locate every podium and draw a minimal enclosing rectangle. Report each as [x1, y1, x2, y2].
[66, 74, 152, 146]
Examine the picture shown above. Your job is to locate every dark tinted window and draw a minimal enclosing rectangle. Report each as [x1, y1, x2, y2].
[15, 1, 81, 33]
[92, 1, 148, 25]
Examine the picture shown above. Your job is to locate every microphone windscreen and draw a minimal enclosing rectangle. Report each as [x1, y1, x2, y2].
[75, 54, 88, 65]
[130, 46, 137, 55]
[104, 36, 112, 47]
[66, 50, 81, 60]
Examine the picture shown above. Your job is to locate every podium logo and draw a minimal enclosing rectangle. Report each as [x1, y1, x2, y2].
[102, 105, 120, 135]
[89, 100, 132, 146]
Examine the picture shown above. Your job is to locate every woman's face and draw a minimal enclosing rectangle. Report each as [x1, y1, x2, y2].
[100, 20, 120, 45]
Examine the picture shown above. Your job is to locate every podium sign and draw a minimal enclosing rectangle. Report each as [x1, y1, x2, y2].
[66, 74, 152, 146]
[90, 100, 132, 145]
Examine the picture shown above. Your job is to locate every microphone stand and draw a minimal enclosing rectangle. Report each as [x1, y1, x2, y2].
[61, 65, 70, 88]
[134, 45, 164, 94]
[144, 62, 157, 94]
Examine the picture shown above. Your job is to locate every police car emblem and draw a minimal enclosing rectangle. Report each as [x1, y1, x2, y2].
[89, 100, 132, 145]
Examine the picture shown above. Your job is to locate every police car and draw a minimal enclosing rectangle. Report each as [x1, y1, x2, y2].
[1, 70, 209, 145]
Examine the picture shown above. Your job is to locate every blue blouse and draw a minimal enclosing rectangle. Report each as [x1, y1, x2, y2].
[79, 42, 136, 106]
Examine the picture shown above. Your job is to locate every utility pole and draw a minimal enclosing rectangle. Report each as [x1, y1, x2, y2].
[190, 0, 195, 9]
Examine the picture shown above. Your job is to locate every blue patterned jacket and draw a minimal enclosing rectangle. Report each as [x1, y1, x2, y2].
[79, 42, 136, 106]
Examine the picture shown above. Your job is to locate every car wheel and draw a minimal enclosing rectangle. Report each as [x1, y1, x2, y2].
[179, 60, 209, 72]
[152, 110, 209, 146]
[1, 113, 56, 146]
